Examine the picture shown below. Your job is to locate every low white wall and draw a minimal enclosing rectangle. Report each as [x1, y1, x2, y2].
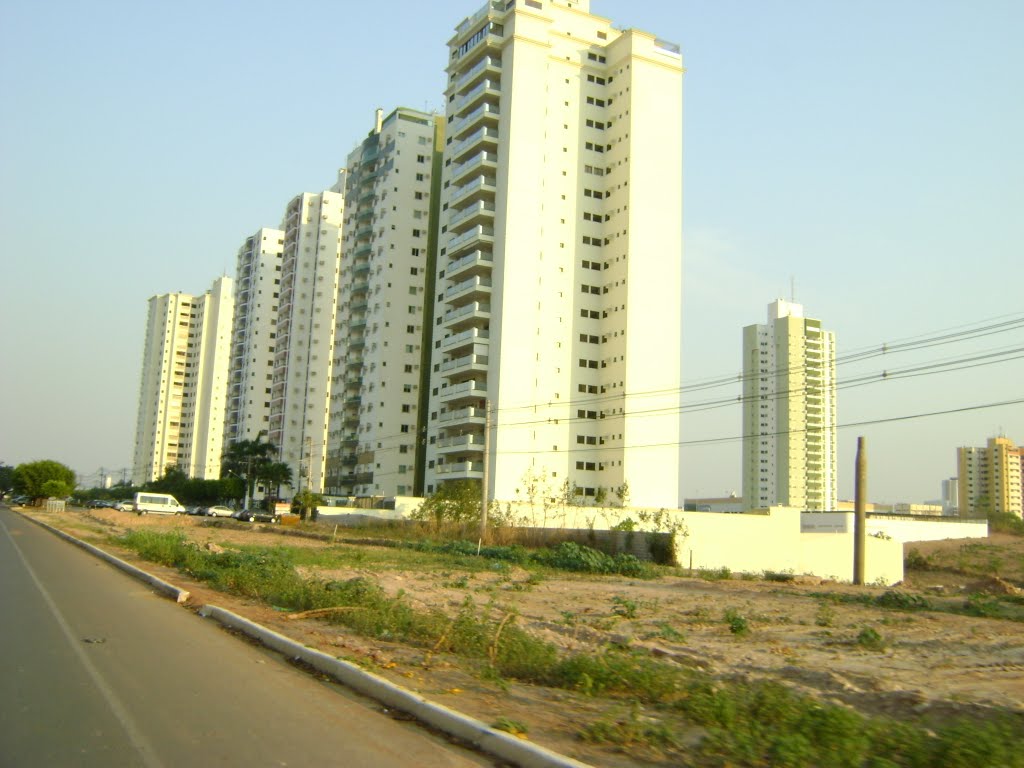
[495, 501, 904, 585]
[801, 512, 988, 543]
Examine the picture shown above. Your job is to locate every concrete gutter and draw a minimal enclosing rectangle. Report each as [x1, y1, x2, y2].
[21, 514, 190, 604]
[199, 604, 593, 768]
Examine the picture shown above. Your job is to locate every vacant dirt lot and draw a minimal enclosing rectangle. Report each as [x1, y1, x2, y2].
[24, 506, 1024, 767]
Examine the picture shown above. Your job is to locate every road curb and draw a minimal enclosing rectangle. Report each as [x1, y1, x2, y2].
[198, 605, 593, 768]
[20, 514, 191, 604]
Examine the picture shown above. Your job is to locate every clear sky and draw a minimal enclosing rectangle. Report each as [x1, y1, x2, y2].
[1, 0, 1021, 502]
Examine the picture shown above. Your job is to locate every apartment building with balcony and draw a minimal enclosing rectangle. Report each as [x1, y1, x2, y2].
[225, 228, 284, 446]
[132, 276, 234, 484]
[742, 300, 837, 511]
[423, 0, 685, 509]
[268, 176, 346, 496]
[957, 436, 1023, 518]
[325, 107, 443, 498]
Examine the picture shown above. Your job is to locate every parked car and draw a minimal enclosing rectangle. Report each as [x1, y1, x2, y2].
[115, 500, 134, 512]
[232, 509, 279, 524]
[205, 505, 235, 518]
[185, 506, 208, 516]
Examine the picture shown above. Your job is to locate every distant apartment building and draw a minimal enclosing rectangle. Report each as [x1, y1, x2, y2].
[132, 276, 234, 484]
[325, 107, 443, 498]
[742, 300, 837, 511]
[423, 0, 685, 508]
[225, 228, 284, 446]
[957, 436, 1023, 518]
[267, 176, 346, 496]
[941, 477, 959, 515]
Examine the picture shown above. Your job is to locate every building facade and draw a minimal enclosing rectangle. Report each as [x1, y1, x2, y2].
[957, 436, 1023, 519]
[226, 228, 284, 446]
[268, 177, 346, 496]
[132, 277, 234, 484]
[325, 108, 443, 499]
[742, 300, 837, 511]
[423, 0, 685, 509]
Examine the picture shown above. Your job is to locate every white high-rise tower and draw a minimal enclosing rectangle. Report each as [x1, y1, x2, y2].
[742, 300, 837, 511]
[423, 0, 685, 509]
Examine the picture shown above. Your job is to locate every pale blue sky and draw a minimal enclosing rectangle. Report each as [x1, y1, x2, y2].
[1, 0, 1021, 502]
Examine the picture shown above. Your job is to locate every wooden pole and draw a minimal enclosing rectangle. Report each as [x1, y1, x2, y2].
[854, 436, 867, 585]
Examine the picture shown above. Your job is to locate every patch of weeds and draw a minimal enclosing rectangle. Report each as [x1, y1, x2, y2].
[855, 627, 886, 651]
[874, 589, 932, 611]
[699, 566, 732, 581]
[763, 570, 796, 583]
[905, 547, 932, 570]
[579, 706, 681, 752]
[611, 595, 639, 619]
[442, 575, 470, 589]
[724, 608, 750, 637]
[643, 622, 685, 643]
[560, 610, 578, 626]
[964, 594, 1003, 619]
[491, 717, 529, 736]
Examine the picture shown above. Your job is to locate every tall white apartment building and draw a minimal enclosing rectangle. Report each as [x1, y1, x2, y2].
[132, 276, 234, 484]
[423, 0, 685, 508]
[268, 176, 346, 496]
[742, 300, 837, 511]
[325, 108, 443, 498]
[957, 437, 1023, 519]
[226, 228, 284, 445]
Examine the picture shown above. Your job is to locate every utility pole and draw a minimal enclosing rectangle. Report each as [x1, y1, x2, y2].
[243, 455, 252, 511]
[853, 436, 867, 585]
[479, 400, 491, 541]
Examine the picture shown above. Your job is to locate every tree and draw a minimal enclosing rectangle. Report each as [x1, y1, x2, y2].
[13, 460, 76, 500]
[412, 480, 481, 527]
[292, 490, 324, 522]
[222, 434, 293, 503]
[0, 463, 15, 495]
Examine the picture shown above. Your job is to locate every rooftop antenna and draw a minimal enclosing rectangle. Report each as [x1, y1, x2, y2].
[790, 275, 796, 302]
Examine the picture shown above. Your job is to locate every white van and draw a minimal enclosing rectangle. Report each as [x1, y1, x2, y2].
[133, 492, 186, 516]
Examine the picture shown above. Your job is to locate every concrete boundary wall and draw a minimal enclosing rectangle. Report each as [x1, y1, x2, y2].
[801, 512, 988, 543]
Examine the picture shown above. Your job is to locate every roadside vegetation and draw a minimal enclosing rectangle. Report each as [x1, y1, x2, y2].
[116, 528, 1024, 767]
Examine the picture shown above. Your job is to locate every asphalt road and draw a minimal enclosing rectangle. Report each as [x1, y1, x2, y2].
[0, 506, 492, 767]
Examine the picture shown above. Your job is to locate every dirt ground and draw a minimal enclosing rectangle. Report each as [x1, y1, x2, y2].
[25, 506, 1024, 767]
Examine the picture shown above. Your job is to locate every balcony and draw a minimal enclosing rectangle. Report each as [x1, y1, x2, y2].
[449, 200, 496, 232]
[451, 150, 498, 186]
[443, 301, 491, 331]
[441, 353, 489, 380]
[454, 55, 502, 94]
[445, 275, 492, 304]
[451, 103, 500, 141]
[436, 433, 486, 455]
[446, 249, 493, 281]
[454, 79, 501, 117]
[439, 379, 487, 405]
[441, 327, 490, 355]
[439, 405, 487, 428]
[451, 126, 500, 164]
[447, 224, 494, 259]
[449, 175, 496, 208]
[435, 461, 484, 480]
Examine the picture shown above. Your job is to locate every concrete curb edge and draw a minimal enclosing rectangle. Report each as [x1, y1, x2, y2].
[20, 511, 592, 768]
[22, 514, 191, 604]
[197, 604, 593, 768]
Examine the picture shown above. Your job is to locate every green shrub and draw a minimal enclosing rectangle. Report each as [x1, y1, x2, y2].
[873, 590, 932, 611]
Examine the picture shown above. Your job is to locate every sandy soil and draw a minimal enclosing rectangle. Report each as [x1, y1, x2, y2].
[25, 506, 1024, 767]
